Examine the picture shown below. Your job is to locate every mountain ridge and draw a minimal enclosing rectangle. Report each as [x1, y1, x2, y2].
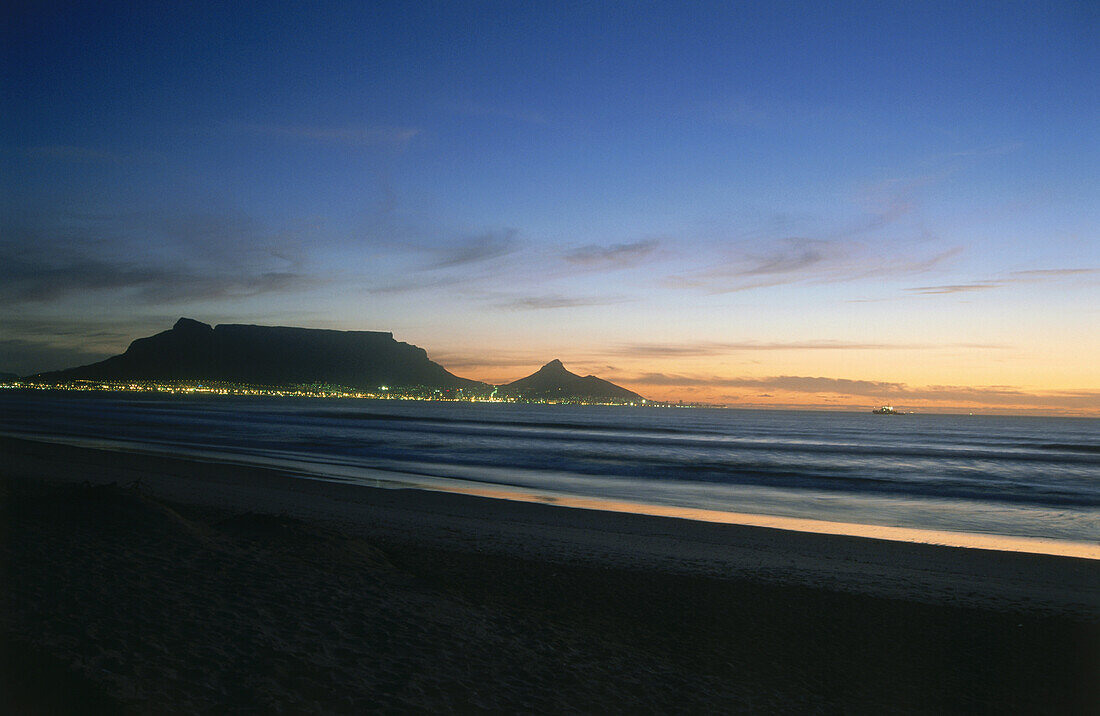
[499, 359, 644, 403]
[32, 318, 481, 390]
[27, 319, 645, 403]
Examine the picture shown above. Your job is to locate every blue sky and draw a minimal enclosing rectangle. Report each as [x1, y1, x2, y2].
[2, 1, 1097, 411]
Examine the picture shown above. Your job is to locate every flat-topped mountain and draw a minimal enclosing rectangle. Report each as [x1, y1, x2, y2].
[499, 359, 643, 402]
[32, 318, 482, 390]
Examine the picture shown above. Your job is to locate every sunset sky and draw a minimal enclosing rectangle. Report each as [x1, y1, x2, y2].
[2, 2, 1097, 413]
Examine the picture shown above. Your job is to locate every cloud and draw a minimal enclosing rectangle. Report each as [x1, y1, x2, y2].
[358, 228, 523, 295]
[427, 229, 519, 269]
[242, 124, 420, 147]
[499, 294, 626, 310]
[664, 169, 961, 294]
[0, 316, 159, 341]
[366, 275, 468, 295]
[842, 180, 923, 239]
[0, 210, 322, 306]
[0, 316, 168, 375]
[897, 386, 1100, 409]
[906, 282, 1001, 295]
[667, 238, 842, 291]
[621, 373, 1100, 409]
[667, 237, 960, 293]
[905, 267, 1100, 296]
[139, 271, 317, 303]
[0, 338, 114, 376]
[429, 352, 549, 371]
[627, 373, 905, 395]
[563, 240, 659, 269]
[1009, 268, 1100, 279]
[0, 255, 318, 304]
[740, 238, 842, 276]
[613, 340, 1004, 358]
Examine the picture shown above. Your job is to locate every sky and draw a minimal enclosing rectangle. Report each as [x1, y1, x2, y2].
[2, 1, 1097, 413]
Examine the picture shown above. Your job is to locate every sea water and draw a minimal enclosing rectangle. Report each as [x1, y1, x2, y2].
[2, 392, 1097, 548]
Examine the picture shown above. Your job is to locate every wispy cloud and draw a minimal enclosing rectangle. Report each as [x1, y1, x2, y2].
[366, 275, 467, 295]
[614, 339, 1004, 358]
[563, 239, 660, 270]
[627, 373, 905, 394]
[242, 124, 420, 147]
[499, 294, 626, 310]
[906, 267, 1100, 296]
[0, 338, 114, 376]
[841, 177, 927, 239]
[358, 227, 523, 295]
[662, 169, 951, 294]
[427, 229, 519, 269]
[667, 237, 842, 291]
[906, 282, 1001, 295]
[668, 237, 960, 293]
[620, 372, 1100, 409]
[430, 353, 544, 371]
[741, 238, 843, 276]
[1010, 268, 1100, 279]
[0, 316, 180, 375]
[0, 210, 323, 305]
[0, 255, 318, 304]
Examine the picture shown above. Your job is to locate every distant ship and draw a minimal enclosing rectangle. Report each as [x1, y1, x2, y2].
[872, 405, 900, 414]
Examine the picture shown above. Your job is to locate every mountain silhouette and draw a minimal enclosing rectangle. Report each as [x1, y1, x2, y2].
[499, 359, 643, 402]
[32, 318, 483, 390]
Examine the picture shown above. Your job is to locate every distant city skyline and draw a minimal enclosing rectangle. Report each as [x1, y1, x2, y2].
[2, 2, 1097, 414]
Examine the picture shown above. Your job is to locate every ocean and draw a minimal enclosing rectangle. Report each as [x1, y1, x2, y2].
[3, 391, 1098, 549]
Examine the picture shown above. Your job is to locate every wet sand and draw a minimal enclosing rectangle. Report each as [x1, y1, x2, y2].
[2, 435, 1098, 713]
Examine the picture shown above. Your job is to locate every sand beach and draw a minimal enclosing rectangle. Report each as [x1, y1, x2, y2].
[2, 434, 1098, 713]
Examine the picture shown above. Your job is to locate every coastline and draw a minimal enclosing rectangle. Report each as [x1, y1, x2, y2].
[3, 434, 1098, 614]
[3, 434, 1099, 712]
[7, 431, 1099, 562]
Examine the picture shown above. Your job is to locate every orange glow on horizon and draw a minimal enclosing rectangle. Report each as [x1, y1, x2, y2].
[445, 351, 1100, 417]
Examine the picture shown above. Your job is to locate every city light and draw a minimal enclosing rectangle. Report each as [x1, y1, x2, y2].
[0, 379, 700, 407]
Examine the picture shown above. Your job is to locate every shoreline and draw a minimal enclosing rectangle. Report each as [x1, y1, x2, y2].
[4, 433, 1099, 712]
[6, 430, 1099, 561]
[3, 434, 1098, 616]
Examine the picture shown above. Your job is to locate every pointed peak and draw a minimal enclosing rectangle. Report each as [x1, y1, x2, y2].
[173, 317, 212, 332]
[539, 359, 569, 372]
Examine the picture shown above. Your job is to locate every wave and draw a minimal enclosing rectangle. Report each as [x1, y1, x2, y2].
[299, 414, 1100, 466]
[300, 409, 712, 436]
[1039, 443, 1100, 454]
[4, 395, 1099, 514]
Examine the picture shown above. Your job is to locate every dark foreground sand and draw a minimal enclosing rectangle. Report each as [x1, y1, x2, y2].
[2, 435, 1098, 714]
